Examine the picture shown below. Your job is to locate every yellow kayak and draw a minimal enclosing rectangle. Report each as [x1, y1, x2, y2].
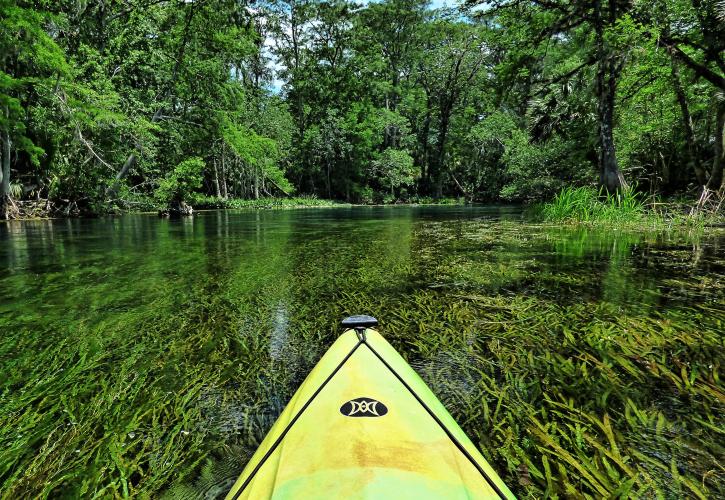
[226, 316, 515, 499]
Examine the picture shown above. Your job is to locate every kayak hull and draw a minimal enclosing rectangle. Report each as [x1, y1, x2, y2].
[226, 328, 514, 499]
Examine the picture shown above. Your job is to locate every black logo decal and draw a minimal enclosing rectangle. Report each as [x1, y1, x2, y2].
[340, 397, 388, 417]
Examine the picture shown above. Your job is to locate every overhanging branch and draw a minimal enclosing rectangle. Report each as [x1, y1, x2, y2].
[664, 39, 725, 90]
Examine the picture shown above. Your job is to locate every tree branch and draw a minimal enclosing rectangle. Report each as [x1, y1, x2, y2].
[664, 39, 725, 90]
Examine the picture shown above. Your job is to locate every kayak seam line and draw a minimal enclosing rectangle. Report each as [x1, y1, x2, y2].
[362, 340, 509, 500]
[230, 339, 363, 499]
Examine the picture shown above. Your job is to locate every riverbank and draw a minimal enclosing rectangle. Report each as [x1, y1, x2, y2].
[192, 196, 467, 210]
[0, 196, 349, 220]
[4, 190, 722, 230]
[190, 195, 349, 210]
[1, 195, 471, 220]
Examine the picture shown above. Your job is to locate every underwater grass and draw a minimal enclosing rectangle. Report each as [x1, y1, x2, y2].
[0, 210, 723, 498]
[386, 292, 724, 498]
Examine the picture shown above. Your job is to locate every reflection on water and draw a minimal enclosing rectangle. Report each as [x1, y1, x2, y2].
[0, 206, 723, 498]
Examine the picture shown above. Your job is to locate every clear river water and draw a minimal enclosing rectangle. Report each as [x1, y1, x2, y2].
[1, 206, 723, 498]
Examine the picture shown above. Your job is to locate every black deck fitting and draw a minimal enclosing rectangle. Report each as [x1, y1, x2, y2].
[341, 315, 378, 329]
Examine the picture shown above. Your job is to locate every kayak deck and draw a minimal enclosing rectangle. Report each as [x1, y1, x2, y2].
[226, 327, 514, 499]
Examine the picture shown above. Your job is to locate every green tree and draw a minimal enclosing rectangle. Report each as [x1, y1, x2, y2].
[370, 147, 417, 198]
[415, 17, 489, 196]
[474, 0, 632, 192]
[641, 0, 725, 191]
[0, 0, 68, 218]
[2, 0, 720, 213]
[155, 156, 204, 214]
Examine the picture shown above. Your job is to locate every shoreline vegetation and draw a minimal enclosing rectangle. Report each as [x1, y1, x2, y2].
[190, 194, 466, 211]
[5, 189, 722, 233]
[0, 195, 474, 220]
[538, 187, 724, 229]
[2, 1, 724, 223]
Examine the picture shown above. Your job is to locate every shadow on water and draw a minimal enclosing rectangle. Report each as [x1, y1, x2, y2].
[0, 206, 723, 498]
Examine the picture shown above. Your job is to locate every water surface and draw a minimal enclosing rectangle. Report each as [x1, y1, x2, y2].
[1, 207, 723, 498]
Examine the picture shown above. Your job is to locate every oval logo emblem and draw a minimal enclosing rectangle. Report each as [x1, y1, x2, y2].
[340, 397, 388, 417]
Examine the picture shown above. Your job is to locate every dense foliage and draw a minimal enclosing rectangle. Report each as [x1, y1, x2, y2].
[1, 0, 723, 216]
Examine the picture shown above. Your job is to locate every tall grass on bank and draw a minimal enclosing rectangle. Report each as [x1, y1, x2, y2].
[541, 186, 646, 224]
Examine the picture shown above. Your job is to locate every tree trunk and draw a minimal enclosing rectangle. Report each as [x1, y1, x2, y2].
[212, 157, 221, 197]
[597, 69, 625, 192]
[670, 53, 707, 187]
[115, 153, 137, 182]
[221, 146, 228, 199]
[1, 106, 17, 219]
[707, 99, 725, 192]
[266, 175, 291, 198]
[254, 168, 260, 199]
[594, 0, 626, 193]
[1, 107, 10, 198]
[419, 108, 431, 186]
[432, 108, 452, 198]
[660, 152, 670, 188]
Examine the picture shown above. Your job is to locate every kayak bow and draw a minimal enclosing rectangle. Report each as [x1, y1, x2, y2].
[226, 315, 515, 499]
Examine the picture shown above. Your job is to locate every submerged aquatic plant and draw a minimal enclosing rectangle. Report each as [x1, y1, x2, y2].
[0, 209, 722, 498]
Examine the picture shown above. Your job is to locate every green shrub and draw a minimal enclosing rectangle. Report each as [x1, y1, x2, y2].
[154, 158, 205, 206]
[369, 148, 417, 197]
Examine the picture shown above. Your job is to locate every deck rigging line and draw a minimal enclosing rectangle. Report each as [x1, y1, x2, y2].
[231, 334, 507, 499]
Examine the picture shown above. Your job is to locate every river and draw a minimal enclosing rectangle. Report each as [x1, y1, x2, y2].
[1, 206, 723, 498]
